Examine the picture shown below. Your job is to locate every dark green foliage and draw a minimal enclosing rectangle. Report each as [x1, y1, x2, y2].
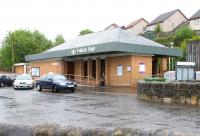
[79, 29, 93, 35]
[0, 29, 52, 71]
[154, 26, 200, 69]
[174, 26, 196, 47]
[144, 77, 166, 82]
[155, 36, 174, 47]
[53, 34, 65, 46]
[155, 23, 162, 37]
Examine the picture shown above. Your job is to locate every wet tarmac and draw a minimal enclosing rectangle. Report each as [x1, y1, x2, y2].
[0, 87, 200, 134]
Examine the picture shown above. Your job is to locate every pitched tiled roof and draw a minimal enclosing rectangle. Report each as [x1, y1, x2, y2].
[45, 28, 165, 53]
[148, 9, 186, 26]
[190, 9, 200, 20]
[25, 28, 182, 61]
[125, 18, 148, 29]
[104, 23, 119, 30]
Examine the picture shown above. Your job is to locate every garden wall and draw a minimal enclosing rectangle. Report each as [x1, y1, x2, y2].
[137, 81, 200, 106]
[0, 123, 195, 136]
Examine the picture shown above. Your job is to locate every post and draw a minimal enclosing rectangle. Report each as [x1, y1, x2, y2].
[96, 58, 101, 86]
[87, 59, 92, 86]
[11, 32, 15, 73]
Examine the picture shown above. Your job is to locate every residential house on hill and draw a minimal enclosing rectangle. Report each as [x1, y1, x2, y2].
[146, 9, 187, 32]
[189, 9, 200, 32]
[125, 18, 149, 34]
[104, 23, 119, 30]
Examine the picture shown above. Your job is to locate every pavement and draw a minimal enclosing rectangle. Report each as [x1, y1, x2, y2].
[0, 87, 200, 134]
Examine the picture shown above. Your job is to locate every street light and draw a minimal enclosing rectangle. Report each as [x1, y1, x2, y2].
[10, 32, 15, 73]
[169, 42, 174, 70]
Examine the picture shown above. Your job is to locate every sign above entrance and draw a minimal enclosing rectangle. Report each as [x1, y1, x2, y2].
[71, 46, 95, 55]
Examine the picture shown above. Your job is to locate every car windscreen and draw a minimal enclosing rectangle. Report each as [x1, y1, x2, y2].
[16, 75, 32, 80]
[53, 75, 66, 81]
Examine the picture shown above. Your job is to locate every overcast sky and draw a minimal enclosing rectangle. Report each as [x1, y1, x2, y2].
[0, 0, 199, 41]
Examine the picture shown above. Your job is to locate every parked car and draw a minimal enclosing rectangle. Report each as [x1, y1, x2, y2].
[13, 74, 34, 90]
[36, 73, 77, 93]
[0, 74, 14, 87]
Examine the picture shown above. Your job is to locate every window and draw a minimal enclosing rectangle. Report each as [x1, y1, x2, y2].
[40, 75, 47, 81]
[194, 19, 199, 25]
[197, 19, 199, 24]
[46, 75, 53, 81]
[172, 23, 174, 28]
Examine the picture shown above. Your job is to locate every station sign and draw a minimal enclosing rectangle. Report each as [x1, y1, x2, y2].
[71, 46, 96, 55]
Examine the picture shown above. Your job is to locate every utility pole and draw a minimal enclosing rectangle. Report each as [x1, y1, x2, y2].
[11, 32, 15, 73]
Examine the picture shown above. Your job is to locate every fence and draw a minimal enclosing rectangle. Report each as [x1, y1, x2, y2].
[186, 40, 200, 70]
[64, 74, 96, 90]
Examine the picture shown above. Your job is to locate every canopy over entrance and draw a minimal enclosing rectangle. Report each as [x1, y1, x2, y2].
[25, 28, 182, 61]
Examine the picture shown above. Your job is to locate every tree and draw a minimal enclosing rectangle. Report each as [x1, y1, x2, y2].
[0, 29, 52, 71]
[53, 34, 65, 46]
[174, 26, 196, 47]
[79, 29, 93, 35]
[155, 23, 162, 37]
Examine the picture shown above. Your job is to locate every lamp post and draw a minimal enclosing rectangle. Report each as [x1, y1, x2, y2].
[169, 42, 174, 70]
[11, 32, 15, 73]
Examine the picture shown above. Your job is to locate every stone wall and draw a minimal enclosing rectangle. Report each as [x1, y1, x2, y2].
[0, 123, 196, 136]
[137, 81, 200, 106]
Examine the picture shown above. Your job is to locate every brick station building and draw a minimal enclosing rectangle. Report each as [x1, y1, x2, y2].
[25, 28, 182, 87]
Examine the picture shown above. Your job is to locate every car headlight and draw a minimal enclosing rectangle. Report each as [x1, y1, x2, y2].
[59, 82, 66, 86]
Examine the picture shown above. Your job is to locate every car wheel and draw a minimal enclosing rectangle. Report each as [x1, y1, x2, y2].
[53, 85, 58, 93]
[0, 82, 4, 87]
[36, 84, 42, 91]
[71, 88, 75, 93]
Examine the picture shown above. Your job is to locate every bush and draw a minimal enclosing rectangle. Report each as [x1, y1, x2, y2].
[144, 77, 166, 82]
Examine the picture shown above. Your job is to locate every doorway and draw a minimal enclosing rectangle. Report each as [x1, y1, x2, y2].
[67, 61, 74, 79]
[152, 58, 158, 75]
[100, 59, 105, 86]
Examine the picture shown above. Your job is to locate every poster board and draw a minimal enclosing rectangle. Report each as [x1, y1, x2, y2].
[127, 66, 131, 72]
[117, 65, 123, 76]
[31, 67, 40, 77]
[139, 63, 145, 73]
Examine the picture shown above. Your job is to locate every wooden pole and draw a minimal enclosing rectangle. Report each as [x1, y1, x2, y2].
[11, 33, 15, 73]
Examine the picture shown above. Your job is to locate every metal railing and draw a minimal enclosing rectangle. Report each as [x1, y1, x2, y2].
[64, 74, 96, 90]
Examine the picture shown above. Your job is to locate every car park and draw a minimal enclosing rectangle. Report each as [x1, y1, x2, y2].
[0, 74, 15, 87]
[36, 73, 76, 93]
[13, 74, 34, 90]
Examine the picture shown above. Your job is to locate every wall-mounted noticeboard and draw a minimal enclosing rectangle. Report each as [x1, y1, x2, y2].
[31, 67, 40, 77]
[127, 66, 131, 72]
[139, 63, 145, 73]
[117, 65, 123, 76]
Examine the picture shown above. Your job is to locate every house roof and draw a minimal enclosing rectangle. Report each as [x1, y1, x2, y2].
[125, 18, 149, 29]
[104, 23, 119, 30]
[25, 28, 182, 61]
[190, 9, 200, 20]
[148, 9, 187, 26]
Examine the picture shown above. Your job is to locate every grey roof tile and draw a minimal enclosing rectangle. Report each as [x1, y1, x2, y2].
[190, 9, 200, 20]
[25, 28, 182, 61]
[45, 28, 165, 53]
